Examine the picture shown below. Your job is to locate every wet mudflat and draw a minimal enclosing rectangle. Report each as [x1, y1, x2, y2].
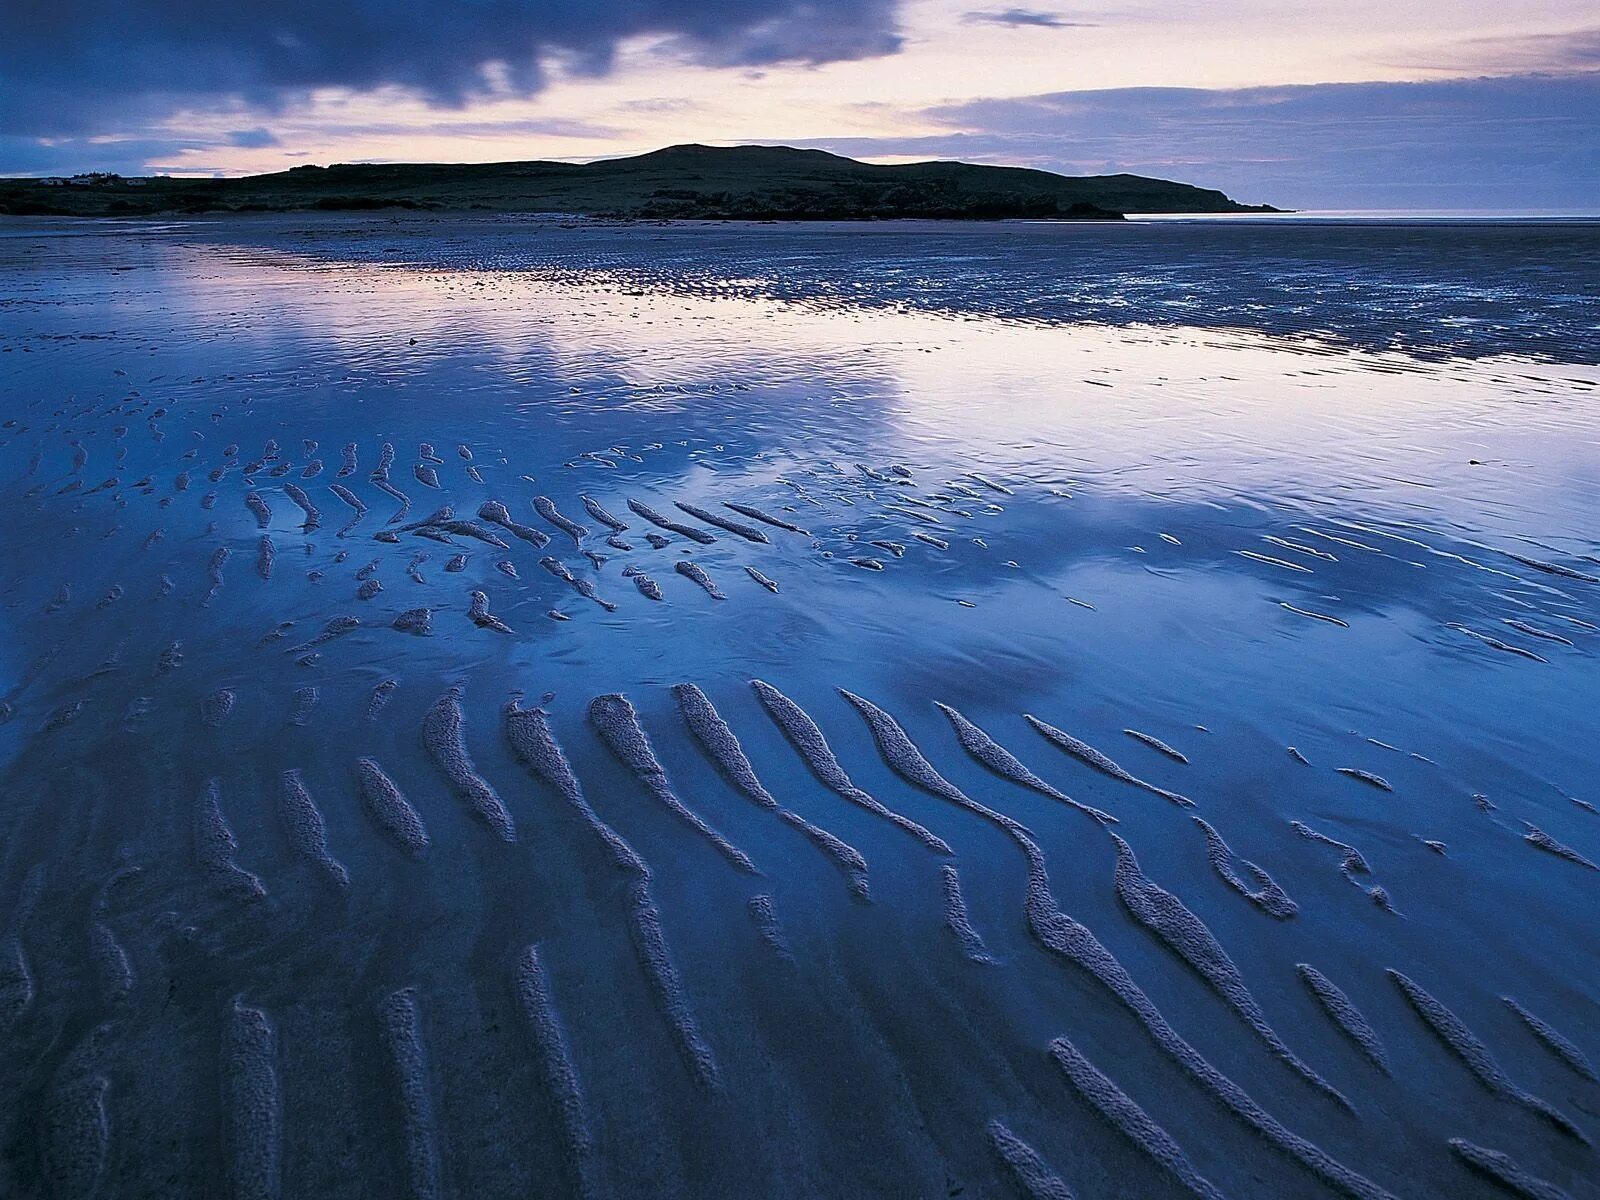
[1, 214, 1597, 1199]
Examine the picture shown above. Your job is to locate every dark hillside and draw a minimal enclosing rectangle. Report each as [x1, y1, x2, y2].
[0, 143, 1277, 219]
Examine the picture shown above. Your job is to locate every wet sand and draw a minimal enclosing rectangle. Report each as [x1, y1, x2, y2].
[1, 215, 1597, 1199]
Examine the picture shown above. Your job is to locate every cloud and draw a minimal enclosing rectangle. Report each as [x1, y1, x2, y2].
[0, 135, 202, 177]
[617, 97, 703, 114]
[227, 128, 279, 149]
[803, 72, 1600, 210]
[960, 9, 1090, 28]
[294, 114, 625, 142]
[0, 0, 904, 138]
[1396, 26, 1600, 74]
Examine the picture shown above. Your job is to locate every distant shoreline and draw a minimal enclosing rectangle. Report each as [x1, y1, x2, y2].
[0, 143, 1276, 221]
[10, 211, 1600, 231]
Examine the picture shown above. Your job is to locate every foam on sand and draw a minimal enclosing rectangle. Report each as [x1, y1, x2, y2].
[589, 692, 757, 874]
[1296, 964, 1391, 1074]
[752, 680, 952, 854]
[422, 684, 517, 841]
[1109, 831, 1348, 1106]
[504, 700, 720, 1088]
[222, 997, 283, 1200]
[1026, 715, 1192, 807]
[513, 945, 599, 1198]
[378, 988, 443, 1200]
[1447, 1138, 1574, 1200]
[1048, 1036, 1227, 1200]
[1388, 969, 1587, 1144]
[674, 682, 869, 898]
[986, 1120, 1076, 1200]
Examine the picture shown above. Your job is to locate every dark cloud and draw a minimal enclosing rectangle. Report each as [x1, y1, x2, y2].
[0, 135, 202, 177]
[0, 113, 631, 177]
[0, 1, 903, 138]
[961, 9, 1088, 28]
[227, 128, 279, 149]
[805, 72, 1600, 210]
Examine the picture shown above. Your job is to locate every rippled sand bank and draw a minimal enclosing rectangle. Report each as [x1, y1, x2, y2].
[1, 217, 1596, 1200]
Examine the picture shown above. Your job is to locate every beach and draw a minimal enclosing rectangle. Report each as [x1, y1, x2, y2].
[1, 213, 1597, 1199]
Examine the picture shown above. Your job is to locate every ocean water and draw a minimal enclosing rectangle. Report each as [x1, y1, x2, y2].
[1, 215, 1597, 1199]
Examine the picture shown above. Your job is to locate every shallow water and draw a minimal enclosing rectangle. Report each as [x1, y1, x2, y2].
[1, 215, 1598, 1200]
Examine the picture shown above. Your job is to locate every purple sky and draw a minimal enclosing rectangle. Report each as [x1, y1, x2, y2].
[3, 1, 1596, 209]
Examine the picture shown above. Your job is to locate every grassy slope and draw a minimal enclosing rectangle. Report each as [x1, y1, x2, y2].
[0, 143, 1276, 218]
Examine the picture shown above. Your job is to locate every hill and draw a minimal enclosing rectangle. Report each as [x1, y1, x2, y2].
[0, 144, 1276, 220]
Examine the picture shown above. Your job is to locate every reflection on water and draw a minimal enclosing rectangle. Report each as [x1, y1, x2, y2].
[1, 217, 1597, 1200]
[173, 213, 1600, 361]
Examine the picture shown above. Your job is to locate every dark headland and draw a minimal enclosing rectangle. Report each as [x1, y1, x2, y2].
[0, 143, 1276, 220]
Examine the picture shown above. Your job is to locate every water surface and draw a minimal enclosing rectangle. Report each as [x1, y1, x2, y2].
[1, 215, 1597, 1200]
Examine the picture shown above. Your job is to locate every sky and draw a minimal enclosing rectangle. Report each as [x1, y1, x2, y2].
[3, 0, 1597, 209]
